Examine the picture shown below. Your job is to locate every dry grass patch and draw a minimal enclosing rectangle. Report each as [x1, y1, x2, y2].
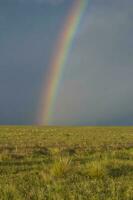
[106, 159, 133, 177]
[84, 160, 107, 178]
[50, 157, 72, 178]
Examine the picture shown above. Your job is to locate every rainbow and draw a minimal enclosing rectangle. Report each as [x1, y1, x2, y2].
[38, 0, 88, 125]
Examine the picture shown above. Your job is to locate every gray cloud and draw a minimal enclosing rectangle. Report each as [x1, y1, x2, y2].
[0, 0, 133, 125]
[52, 0, 133, 125]
[42, 0, 64, 4]
[11, 0, 65, 5]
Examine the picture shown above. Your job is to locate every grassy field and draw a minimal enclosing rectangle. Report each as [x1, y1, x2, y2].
[0, 126, 133, 200]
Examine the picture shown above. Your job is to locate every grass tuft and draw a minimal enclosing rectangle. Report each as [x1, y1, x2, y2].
[50, 157, 72, 178]
[85, 160, 107, 178]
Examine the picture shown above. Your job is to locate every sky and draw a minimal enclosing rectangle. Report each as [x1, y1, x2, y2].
[0, 0, 133, 125]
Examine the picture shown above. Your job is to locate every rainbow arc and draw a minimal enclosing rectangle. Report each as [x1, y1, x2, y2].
[38, 0, 88, 125]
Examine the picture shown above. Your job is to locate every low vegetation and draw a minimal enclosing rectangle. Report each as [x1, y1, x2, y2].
[0, 126, 133, 199]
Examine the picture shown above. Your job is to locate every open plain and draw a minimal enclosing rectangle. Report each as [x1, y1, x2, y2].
[0, 126, 133, 200]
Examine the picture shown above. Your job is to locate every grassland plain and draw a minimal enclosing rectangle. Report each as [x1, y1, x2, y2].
[0, 126, 133, 200]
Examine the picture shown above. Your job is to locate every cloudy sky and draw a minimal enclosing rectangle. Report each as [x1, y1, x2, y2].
[0, 0, 133, 125]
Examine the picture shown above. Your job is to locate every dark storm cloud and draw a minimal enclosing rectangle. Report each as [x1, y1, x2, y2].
[0, 0, 67, 124]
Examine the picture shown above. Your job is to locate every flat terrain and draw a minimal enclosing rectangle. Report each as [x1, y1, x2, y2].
[0, 126, 133, 200]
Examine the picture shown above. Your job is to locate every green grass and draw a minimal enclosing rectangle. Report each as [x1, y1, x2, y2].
[0, 126, 133, 199]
